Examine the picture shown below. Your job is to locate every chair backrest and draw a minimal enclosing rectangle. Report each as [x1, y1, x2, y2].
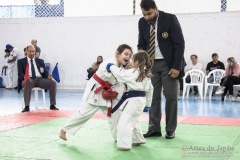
[206, 69, 225, 84]
[185, 69, 205, 84]
[45, 63, 50, 73]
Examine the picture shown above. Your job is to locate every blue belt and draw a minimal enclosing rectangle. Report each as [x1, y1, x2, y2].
[1, 66, 7, 76]
[111, 91, 146, 113]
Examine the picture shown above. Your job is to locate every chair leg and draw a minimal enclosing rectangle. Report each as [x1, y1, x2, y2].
[186, 87, 190, 99]
[182, 86, 187, 99]
[41, 89, 46, 109]
[35, 90, 38, 110]
[209, 86, 214, 99]
[22, 93, 25, 109]
[204, 85, 208, 100]
[199, 86, 203, 100]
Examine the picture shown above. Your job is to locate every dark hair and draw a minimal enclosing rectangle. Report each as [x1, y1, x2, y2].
[4, 49, 8, 52]
[133, 51, 152, 82]
[96, 55, 103, 64]
[116, 44, 133, 55]
[190, 54, 198, 59]
[140, 0, 157, 11]
[212, 53, 218, 57]
[31, 39, 37, 43]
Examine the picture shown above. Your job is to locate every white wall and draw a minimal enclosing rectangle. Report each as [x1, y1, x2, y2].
[0, 12, 239, 89]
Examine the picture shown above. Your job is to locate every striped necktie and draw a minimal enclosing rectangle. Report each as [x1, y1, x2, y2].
[148, 25, 155, 62]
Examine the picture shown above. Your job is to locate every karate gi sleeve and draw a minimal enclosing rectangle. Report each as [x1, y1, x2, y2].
[109, 65, 132, 83]
[146, 80, 153, 107]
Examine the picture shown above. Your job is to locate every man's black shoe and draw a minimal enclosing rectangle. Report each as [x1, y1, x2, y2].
[212, 92, 215, 96]
[194, 91, 198, 96]
[22, 106, 30, 113]
[221, 94, 225, 101]
[165, 132, 175, 139]
[50, 105, 59, 110]
[143, 131, 162, 138]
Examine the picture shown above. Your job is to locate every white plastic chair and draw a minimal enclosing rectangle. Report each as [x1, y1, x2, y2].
[22, 87, 46, 109]
[204, 69, 225, 100]
[182, 69, 205, 100]
[233, 84, 240, 101]
[233, 84, 240, 91]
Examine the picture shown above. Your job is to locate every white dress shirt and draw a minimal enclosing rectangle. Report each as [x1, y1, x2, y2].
[27, 57, 41, 78]
[150, 14, 164, 59]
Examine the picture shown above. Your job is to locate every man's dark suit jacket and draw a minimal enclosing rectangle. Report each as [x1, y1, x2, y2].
[17, 57, 48, 92]
[138, 11, 186, 78]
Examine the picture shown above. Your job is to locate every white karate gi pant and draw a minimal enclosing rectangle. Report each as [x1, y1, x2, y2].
[5, 68, 13, 88]
[62, 101, 118, 140]
[115, 97, 146, 149]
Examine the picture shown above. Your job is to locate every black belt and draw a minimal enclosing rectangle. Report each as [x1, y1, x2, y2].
[111, 91, 146, 113]
[154, 59, 164, 61]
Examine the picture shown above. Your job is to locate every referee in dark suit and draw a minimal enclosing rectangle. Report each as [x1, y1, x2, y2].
[138, 0, 185, 139]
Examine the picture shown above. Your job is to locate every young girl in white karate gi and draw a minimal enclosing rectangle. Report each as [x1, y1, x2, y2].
[106, 51, 153, 151]
[59, 44, 132, 141]
[2, 49, 15, 89]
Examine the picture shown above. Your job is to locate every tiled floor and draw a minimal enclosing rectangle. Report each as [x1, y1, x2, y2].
[0, 88, 239, 118]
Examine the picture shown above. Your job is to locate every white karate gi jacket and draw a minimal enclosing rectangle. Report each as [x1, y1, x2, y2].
[3, 56, 15, 69]
[82, 58, 126, 108]
[110, 66, 153, 109]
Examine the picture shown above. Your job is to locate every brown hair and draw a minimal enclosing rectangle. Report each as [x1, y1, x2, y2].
[133, 51, 152, 82]
[227, 57, 237, 69]
[96, 55, 103, 64]
[116, 44, 133, 55]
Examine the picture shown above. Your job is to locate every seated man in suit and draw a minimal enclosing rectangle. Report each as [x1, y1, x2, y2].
[18, 45, 59, 112]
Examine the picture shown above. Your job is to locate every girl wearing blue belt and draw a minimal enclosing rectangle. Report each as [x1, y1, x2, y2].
[106, 51, 153, 150]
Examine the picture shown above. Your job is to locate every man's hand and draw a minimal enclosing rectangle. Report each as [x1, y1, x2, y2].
[168, 68, 180, 78]
[48, 74, 52, 80]
[22, 81, 25, 87]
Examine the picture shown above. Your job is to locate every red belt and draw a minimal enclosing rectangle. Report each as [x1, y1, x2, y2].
[92, 74, 113, 117]
[93, 74, 112, 93]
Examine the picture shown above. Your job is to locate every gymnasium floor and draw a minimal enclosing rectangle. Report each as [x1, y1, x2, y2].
[0, 88, 240, 160]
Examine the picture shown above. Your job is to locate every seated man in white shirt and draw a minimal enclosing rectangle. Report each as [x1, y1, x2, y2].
[180, 54, 203, 95]
[17, 45, 59, 112]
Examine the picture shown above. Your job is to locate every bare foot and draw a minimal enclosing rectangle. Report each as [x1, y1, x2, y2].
[132, 142, 146, 146]
[117, 147, 130, 151]
[59, 129, 67, 141]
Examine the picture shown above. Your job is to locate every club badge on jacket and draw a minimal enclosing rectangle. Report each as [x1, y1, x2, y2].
[162, 32, 168, 38]
[40, 67, 44, 73]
